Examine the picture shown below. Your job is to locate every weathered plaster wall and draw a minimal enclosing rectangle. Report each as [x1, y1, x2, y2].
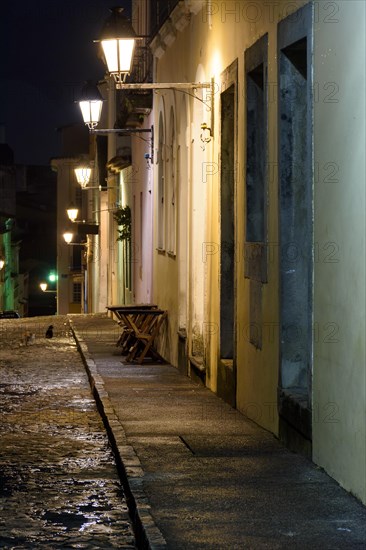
[153, 1, 310, 433]
[313, 1, 366, 504]
[150, 0, 366, 503]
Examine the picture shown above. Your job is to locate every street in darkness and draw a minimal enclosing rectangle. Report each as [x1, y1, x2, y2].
[0, 316, 135, 549]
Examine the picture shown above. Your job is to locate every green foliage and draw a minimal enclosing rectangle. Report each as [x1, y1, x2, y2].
[113, 206, 131, 242]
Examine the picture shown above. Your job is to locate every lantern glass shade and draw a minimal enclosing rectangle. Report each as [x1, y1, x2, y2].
[63, 232, 74, 244]
[101, 38, 135, 81]
[98, 7, 136, 85]
[79, 99, 103, 130]
[40, 282, 48, 292]
[0, 259, 5, 270]
[74, 167, 91, 188]
[67, 207, 79, 222]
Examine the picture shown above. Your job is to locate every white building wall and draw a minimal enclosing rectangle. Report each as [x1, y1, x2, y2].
[131, 114, 154, 304]
[98, 192, 109, 311]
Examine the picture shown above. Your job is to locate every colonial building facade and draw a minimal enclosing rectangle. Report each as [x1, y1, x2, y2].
[144, 0, 365, 504]
[54, 1, 365, 505]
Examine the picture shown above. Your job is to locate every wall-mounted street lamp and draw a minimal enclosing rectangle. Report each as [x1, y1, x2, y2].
[73, 164, 115, 191]
[94, 7, 213, 94]
[40, 282, 57, 293]
[65, 208, 99, 238]
[0, 259, 4, 270]
[78, 81, 154, 162]
[78, 83, 154, 143]
[63, 232, 74, 244]
[74, 166, 92, 188]
[78, 82, 104, 131]
[79, 82, 212, 135]
[97, 7, 137, 86]
[66, 205, 79, 223]
[78, 7, 214, 137]
[63, 232, 89, 246]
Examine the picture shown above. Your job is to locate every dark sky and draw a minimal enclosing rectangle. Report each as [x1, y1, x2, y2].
[0, 1, 131, 166]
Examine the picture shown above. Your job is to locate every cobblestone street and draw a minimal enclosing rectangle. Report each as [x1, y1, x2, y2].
[0, 316, 136, 549]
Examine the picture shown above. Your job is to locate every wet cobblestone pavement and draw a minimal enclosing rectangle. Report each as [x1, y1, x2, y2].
[0, 316, 136, 549]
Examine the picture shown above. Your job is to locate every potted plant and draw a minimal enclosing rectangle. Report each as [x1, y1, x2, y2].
[113, 206, 131, 242]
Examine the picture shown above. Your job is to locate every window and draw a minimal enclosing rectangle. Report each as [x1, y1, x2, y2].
[220, 59, 238, 361]
[73, 282, 81, 303]
[244, 34, 268, 349]
[71, 247, 81, 271]
[246, 59, 267, 242]
[278, 5, 313, 400]
[245, 34, 268, 253]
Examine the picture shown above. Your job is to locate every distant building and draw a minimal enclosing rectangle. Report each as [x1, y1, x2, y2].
[15, 164, 57, 316]
[0, 133, 58, 317]
[0, 142, 18, 313]
[52, 123, 90, 314]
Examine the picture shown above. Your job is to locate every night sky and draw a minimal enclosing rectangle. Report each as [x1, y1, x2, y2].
[0, 1, 131, 166]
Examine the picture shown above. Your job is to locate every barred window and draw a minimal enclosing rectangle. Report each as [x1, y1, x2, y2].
[73, 282, 82, 303]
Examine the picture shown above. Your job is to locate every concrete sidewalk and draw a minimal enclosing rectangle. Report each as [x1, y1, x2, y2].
[69, 313, 366, 549]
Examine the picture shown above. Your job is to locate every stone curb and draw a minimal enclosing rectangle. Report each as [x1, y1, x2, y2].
[69, 319, 167, 550]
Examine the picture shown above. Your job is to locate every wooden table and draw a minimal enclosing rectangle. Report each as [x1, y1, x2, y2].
[107, 305, 167, 364]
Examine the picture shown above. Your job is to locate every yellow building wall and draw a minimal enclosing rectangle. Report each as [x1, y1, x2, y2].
[151, 0, 366, 504]
[152, 1, 305, 434]
[313, 1, 366, 504]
